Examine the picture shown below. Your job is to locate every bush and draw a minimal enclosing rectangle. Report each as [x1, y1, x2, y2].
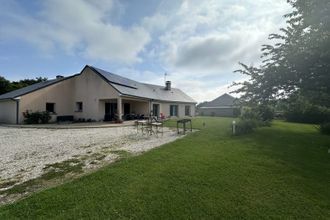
[320, 122, 330, 135]
[284, 104, 330, 124]
[240, 105, 274, 122]
[23, 111, 51, 124]
[256, 105, 274, 122]
[240, 107, 260, 120]
[234, 105, 273, 135]
[233, 108, 241, 117]
[234, 119, 259, 135]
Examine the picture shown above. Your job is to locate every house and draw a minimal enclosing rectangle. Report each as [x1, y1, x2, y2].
[197, 93, 239, 117]
[0, 65, 196, 124]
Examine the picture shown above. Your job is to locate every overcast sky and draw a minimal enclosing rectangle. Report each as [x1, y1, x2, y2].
[0, 0, 291, 102]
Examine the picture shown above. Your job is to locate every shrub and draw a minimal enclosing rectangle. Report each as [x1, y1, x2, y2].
[240, 105, 273, 122]
[40, 111, 51, 124]
[284, 104, 330, 124]
[240, 107, 260, 120]
[23, 111, 51, 124]
[234, 119, 259, 135]
[233, 108, 241, 117]
[256, 105, 274, 122]
[319, 122, 330, 135]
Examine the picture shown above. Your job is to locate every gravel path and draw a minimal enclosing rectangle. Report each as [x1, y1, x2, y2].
[0, 126, 180, 187]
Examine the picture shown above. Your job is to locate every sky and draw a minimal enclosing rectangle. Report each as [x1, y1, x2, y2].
[0, 0, 291, 103]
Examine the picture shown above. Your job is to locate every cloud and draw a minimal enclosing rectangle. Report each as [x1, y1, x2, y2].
[0, 0, 291, 102]
[136, 0, 291, 101]
[0, 0, 150, 64]
[150, 0, 291, 76]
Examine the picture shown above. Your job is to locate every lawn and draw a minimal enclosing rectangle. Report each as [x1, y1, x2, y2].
[0, 117, 329, 219]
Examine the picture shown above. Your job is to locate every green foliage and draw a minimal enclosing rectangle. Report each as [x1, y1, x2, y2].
[0, 76, 11, 95]
[256, 105, 274, 122]
[284, 96, 330, 123]
[241, 105, 274, 122]
[237, 105, 273, 135]
[0, 76, 47, 95]
[233, 0, 330, 108]
[1, 118, 330, 219]
[233, 108, 241, 117]
[23, 111, 51, 124]
[319, 122, 330, 135]
[235, 119, 259, 135]
[240, 107, 260, 120]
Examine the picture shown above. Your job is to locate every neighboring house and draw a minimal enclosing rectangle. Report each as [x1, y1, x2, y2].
[0, 65, 196, 124]
[197, 93, 239, 117]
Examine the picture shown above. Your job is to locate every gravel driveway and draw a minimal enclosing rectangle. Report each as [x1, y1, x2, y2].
[0, 126, 180, 189]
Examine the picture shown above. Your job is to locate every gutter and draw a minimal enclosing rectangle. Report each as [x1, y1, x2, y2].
[120, 94, 197, 104]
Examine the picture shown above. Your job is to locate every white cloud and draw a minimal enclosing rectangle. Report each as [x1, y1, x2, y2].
[138, 0, 291, 101]
[151, 0, 291, 74]
[0, 0, 150, 64]
[0, 0, 291, 102]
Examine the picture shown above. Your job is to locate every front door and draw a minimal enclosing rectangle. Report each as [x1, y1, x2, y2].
[104, 103, 117, 121]
[153, 104, 160, 117]
[124, 103, 130, 115]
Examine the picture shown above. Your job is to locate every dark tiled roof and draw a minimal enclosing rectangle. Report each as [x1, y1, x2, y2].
[201, 93, 236, 107]
[90, 66, 196, 103]
[0, 76, 75, 100]
[0, 66, 196, 104]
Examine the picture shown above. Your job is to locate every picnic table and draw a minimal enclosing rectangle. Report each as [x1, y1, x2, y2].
[177, 119, 192, 134]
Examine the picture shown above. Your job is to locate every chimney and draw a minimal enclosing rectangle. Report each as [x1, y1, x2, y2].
[165, 81, 171, 90]
[56, 75, 64, 79]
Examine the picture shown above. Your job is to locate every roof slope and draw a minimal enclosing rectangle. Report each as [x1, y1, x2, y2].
[90, 66, 196, 103]
[0, 76, 75, 100]
[201, 93, 236, 107]
[0, 66, 196, 104]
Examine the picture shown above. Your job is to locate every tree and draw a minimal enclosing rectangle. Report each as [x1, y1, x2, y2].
[0, 76, 48, 95]
[233, 0, 330, 107]
[0, 76, 11, 95]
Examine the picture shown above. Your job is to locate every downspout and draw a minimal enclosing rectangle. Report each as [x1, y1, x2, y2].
[13, 97, 21, 124]
[16, 100, 19, 124]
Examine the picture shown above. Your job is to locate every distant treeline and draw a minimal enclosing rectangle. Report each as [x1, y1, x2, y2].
[0, 76, 47, 95]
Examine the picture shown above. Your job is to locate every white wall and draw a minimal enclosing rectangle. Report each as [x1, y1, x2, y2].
[159, 102, 196, 118]
[73, 68, 119, 121]
[0, 100, 17, 124]
[122, 99, 149, 115]
[18, 67, 120, 123]
[19, 78, 75, 123]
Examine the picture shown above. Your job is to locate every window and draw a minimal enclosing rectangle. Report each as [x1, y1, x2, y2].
[185, 105, 191, 116]
[46, 103, 55, 113]
[76, 102, 83, 112]
[170, 105, 178, 116]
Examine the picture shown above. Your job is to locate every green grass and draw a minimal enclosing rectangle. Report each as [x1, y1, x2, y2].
[1, 117, 329, 219]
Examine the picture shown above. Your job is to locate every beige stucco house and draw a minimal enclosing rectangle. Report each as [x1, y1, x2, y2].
[0, 65, 196, 124]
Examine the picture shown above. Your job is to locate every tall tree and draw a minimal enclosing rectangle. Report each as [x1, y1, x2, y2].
[0, 76, 11, 95]
[233, 0, 330, 107]
[0, 76, 48, 95]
